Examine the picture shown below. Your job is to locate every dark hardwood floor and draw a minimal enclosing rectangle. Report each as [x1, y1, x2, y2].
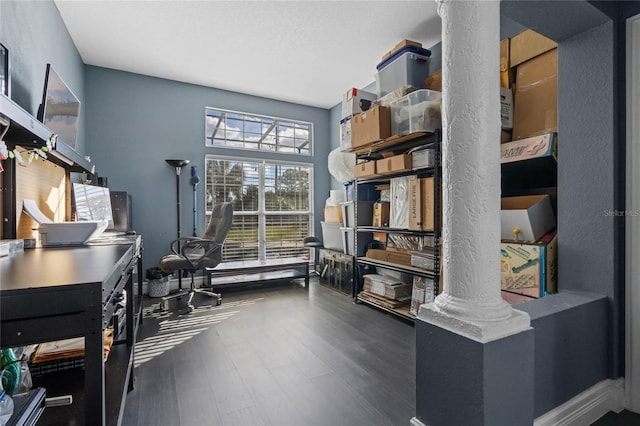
[122, 277, 416, 426]
[592, 410, 640, 425]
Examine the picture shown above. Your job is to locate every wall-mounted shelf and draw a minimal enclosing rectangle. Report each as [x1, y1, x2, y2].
[0, 93, 93, 173]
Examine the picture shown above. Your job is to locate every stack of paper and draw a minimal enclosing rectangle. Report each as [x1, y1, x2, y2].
[32, 328, 115, 364]
[363, 274, 412, 300]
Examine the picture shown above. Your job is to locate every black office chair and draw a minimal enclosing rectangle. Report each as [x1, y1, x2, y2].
[159, 202, 233, 312]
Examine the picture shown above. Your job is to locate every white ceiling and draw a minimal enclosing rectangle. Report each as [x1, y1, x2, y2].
[53, 0, 442, 109]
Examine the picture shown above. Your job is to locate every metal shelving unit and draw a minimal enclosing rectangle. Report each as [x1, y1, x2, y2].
[351, 131, 442, 321]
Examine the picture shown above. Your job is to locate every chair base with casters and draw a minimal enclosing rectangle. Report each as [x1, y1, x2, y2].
[158, 202, 234, 313]
[159, 272, 222, 312]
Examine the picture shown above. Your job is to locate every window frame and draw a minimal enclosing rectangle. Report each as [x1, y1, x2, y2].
[205, 154, 314, 262]
[205, 107, 314, 156]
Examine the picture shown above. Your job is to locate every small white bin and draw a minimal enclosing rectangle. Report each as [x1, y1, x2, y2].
[148, 276, 170, 298]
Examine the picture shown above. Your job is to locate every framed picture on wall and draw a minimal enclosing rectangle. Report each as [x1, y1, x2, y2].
[1, 43, 9, 97]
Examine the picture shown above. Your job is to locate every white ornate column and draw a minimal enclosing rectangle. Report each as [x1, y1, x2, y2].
[418, 0, 530, 342]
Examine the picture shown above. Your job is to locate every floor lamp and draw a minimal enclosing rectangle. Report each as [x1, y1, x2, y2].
[166, 159, 190, 288]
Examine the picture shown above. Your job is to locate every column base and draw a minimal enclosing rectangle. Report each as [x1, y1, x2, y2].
[419, 300, 531, 343]
[415, 318, 535, 426]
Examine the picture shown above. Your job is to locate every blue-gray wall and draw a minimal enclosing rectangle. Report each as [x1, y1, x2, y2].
[1, 0, 634, 418]
[1, 0, 330, 271]
[84, 67, 330, 270]
[0, 0, 86, 154]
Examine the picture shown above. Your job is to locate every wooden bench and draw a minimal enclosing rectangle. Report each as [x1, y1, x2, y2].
[205, 258, 309, 290]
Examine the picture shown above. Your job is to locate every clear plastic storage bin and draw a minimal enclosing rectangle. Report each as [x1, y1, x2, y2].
[390, 89, 442, 136]
[321, 221, 344, 252]
[375, 46, 431, 97]
[340, 227, 374, 256]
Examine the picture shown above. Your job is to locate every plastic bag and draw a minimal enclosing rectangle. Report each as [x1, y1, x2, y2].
[328, 147, 355, 184]
[0, 381, 13, 426]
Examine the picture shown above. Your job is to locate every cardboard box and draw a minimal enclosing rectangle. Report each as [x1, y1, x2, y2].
[501, 194, 555, 241]
[500, 132, 557, 164]
[341, 88, 377, 120]
[512, 48, 557, 140]
[376, 154, 412, 175]
[351, 106, 391, 148]
[500, 86, 513, 130]
[373, 201, 390, 227]
[366, 248, 388, 261]
[424, 69, 442, 92]
[500, 38, 514, 88]
[353, 161, 377, 179]
[509, 29, 557, 68]
[501, 130, 512, 144]
[409, 177, 436, 231]
[324, 206, 343, 223]
[388, 250, 413, 266]
[501, 231, 557, 298]
[383, 39, 423, 61]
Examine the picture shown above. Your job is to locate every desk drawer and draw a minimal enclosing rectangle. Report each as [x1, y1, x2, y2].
[0, 286, 95, 321]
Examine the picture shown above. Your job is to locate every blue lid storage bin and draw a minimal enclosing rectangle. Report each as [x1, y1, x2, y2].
[375, 46, 431, 97]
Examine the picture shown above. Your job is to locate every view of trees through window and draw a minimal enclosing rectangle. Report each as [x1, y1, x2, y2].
[205, 156, 312, 262]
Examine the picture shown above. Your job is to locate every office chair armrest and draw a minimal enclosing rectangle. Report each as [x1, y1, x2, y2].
[180, 238, 222, 269]
[168, 237, 207, 255]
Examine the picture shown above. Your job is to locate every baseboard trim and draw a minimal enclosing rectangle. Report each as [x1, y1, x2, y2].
[409, 417, 427, 426]
[410, 379, 624, 426]
[534, 378, 625, 426]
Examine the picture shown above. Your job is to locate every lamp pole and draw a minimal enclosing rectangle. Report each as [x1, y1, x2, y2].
[165, 159, 190, 239]
[166, 159, 190, 289]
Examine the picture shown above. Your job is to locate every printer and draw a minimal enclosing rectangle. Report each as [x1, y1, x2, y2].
[23, 199, 109, 247]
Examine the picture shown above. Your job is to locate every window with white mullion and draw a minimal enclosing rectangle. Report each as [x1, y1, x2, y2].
[205, 154, 313, 263]
[258, 161, 267, 261]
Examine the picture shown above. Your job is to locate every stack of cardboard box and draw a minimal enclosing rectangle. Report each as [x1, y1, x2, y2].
[499, 29, 559, 302]
[509, 30, 558, 141]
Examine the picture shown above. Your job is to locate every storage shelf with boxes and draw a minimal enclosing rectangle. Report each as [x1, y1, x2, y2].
[498, 28, 559, 304]
[334, 38, 442, 320]
[351, 131, 442, 322]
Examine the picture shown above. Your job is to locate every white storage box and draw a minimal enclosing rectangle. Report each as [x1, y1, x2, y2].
[501, 194, 555, 241]
[375, 46, 431, 97]
[341, 88, 377, 120]
[390, 89, 442, 136]
[341, 201, 374, 227]
[390, 176, 411, 229]
[321, 221, 344, 252]
[341, 226, 373, 256]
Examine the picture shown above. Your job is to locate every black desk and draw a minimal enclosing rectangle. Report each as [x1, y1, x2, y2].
[0, 235, 142, 426]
